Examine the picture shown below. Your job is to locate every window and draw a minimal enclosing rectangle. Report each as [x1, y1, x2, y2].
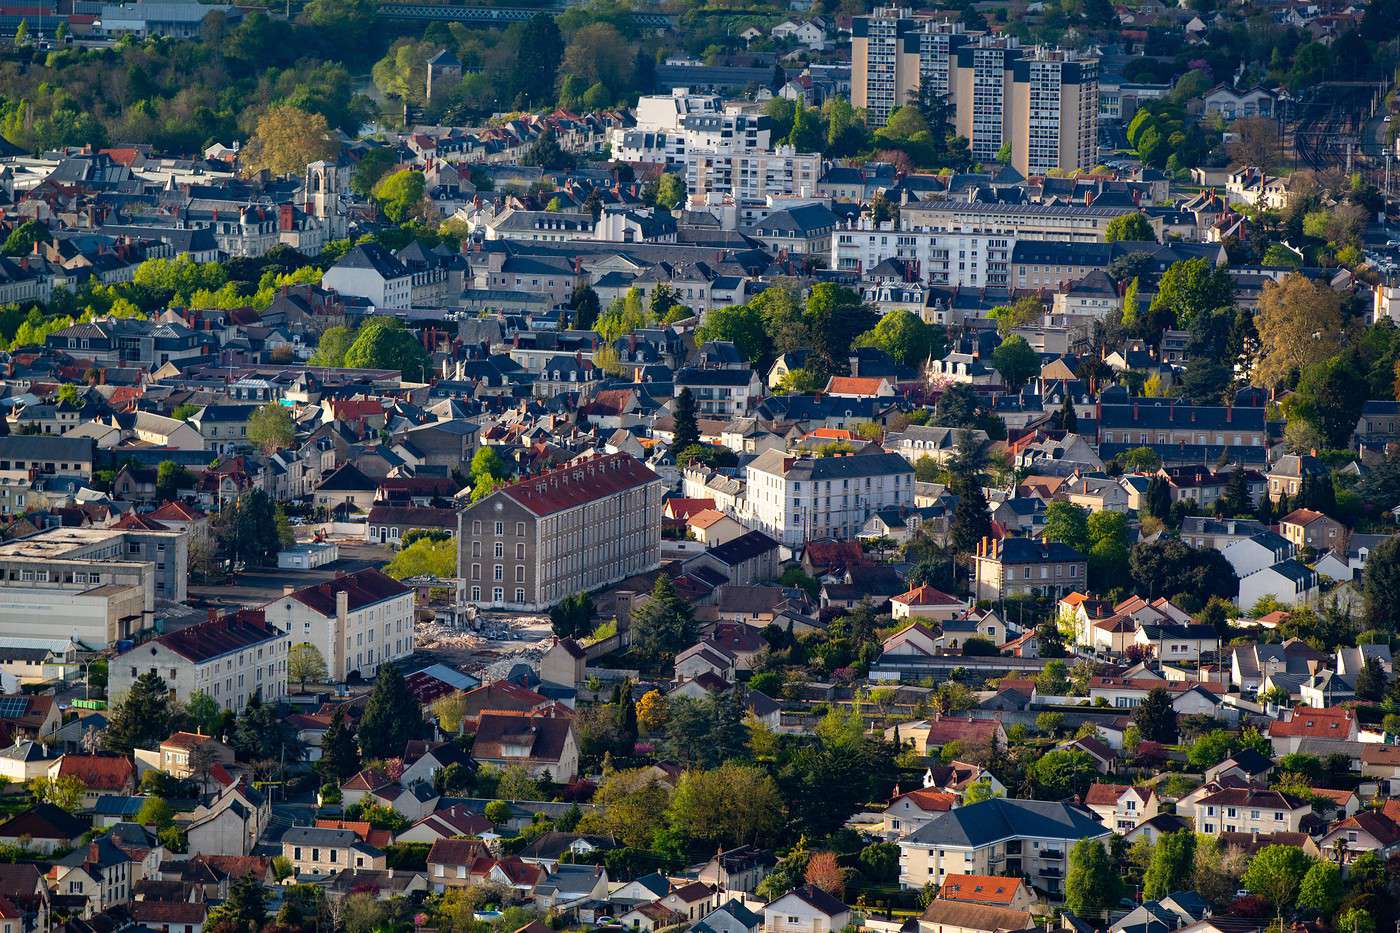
[494, 521, 504, 536]
[515, 522, 525, 536]
[515, 587, 525, 603]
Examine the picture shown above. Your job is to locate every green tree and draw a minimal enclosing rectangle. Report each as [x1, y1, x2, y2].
[1148, 257, 1233, 331]
[1291, 352, 1368, 450]
[1143, 830, 1195, 899]
[991, 335, 1039, 389]
[1043, 502, 1091, 553]
[372, 170, 427, 223]
[319, 708, 361, 782]
[1355, 656, 1387, 701]
[672, 388, 699, 453]
[350, 148, 397, 198]
[855, 309, 944, 368]
[207, 874, 267, 933]
[343, 317, 431, 381]
[550, 592, 595, 639]
[1295, 859, 1342, 914]
[104, 671, 179, 754]
[1242, 844, 1312, 915]
[1364, 536, 1400, 632]
[961, 779, 1001, 804]
[2, 220, 50, 257]
[1036, 659, 1070, 695]
[155, 461, 194, 502]
[631, 575, 696, 663]
[667, 763, 784, 847]
[288, 643, 328, 691]
[357, 662, 425, 759]
[136, 796, 175, 829]
[309, 325, 355, 368]
[694, 304, 769, 364]
[246, 402, 295, 453]
[1132, 686, 1178, 742]
[1065, 839, 1120, 920]
[988, 296, 1044, 336]
[655, 173, 685, 210]
[1103, 212, 1156, 243]
[28, 774, 85, 812]
[186, 691, 221, 735]
[1031, 749, 1098, 798]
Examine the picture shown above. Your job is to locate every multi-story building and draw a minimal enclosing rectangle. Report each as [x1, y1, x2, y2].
[901, 201, 1133, 243]
[1192, 787, 1311, 836]
[686, 146, 823, 202]
[455, 453, 664, 611]
[742, 448, 915, 546]
[281, 826, 385, 878]
[0, 524, 188, 647]
[831, 218, 1011, 287]
[897, 798, 1110, 898]
[971, 536, 1087, 601]
[108, 609, 288, 711]
[261, 569, 414, 683]
[322, 243, 413, 308]
[851, 9, 1098, 172]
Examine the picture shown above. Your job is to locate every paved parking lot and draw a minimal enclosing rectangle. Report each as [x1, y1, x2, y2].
[188, 542, 393, 609]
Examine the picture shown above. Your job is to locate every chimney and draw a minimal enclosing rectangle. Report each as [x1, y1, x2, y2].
[278, 203, 294, 232]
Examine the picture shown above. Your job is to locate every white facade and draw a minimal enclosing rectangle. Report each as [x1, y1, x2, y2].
[321, 264, 412, 308]
[109, 622, 289, 712]
[262, 584, 416, 682]
[832, 219, 1013, 289]
[742, 449, 916, 546]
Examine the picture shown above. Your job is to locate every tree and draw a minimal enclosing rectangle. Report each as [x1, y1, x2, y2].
[1143, 831, 1196, 899]
[320, 708, 361, 782]
[309, 325, 355, 368]
[635, 689, 668, 735]
[1149, 258, 1233, 331]
[631, 576, 695, 664]
[672, 388, 699, 457]
[2, 220, 49, 257]
[668, 763, 784, 847]
[1065, 839, 1119, 920]
[570, 283, 601, 330]
[1296, 860, 1342, 914]
[384, 536, 457, 578]
[241, 105, 338, 177]
[1104, 212, 1156, 243]
[497, 764, 543, 799]
[1031, 749, 1098, 799]
[855, 309, 944, 368]
[1228, 116, 1281, 171]
[1242, 844, 1312, 914]
[991, 335, 1039, 389]
[155, 461, 194, 502]
[514, 13, 564, 107]
[579, 767, 672, 847]
[804, 852, 844, 896]
[136, 796, 175, 829]
[695, 304, 770, 364]
[962, 779, 1001, 804]
[1364, 536, 1400, 632]
[1130, 538, 1238, 603]
[350, 147, 397, 198]
[343, 317, 431, 381]
[549, 592, 594, 639]
[1291, 352, 1368, 450]
[1036, 659, 1070, 695]
[560, 22, 633, 90]
[372, 170, 427, 224]
[246, 401, 295, 454]
[186, 691, 221, 735]
[208, 873, 267, 933]
[988, 296, 1044, 336]
[1355, 656, 1387, 701]
[288, 643, 328, 691]
[654, 173, 685, 210]
[804, 283, 878, 371]
[28, 774, 85, 812]
[1043, 502, 1091, 554]
[357, 662, 424, 759]
[1253, 274, 1344, 388]
[105, 671, 179, 753]
[1132, 686, 1178, 742]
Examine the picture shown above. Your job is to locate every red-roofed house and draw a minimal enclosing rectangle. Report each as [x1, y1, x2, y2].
[1280, 508, 1345, 551]
[1083, 783, 1158, 831]
[471, 712, 579, 783]
[882, 716, 1006, 756]
[1268, 706, 1359, 754]
[938, 874, 1037, 911]
[882, 787, 957, 837]
[260, 568, 413, 681]
[824, 376, 896, 398]
[889, 586, 968, 622]
[50, 755, 135, 808]
[454, 452, 664, 611]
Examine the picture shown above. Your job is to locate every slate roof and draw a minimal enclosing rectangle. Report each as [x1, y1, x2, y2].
[284, 568, 409, 616]
[903, 798, 1109, 847]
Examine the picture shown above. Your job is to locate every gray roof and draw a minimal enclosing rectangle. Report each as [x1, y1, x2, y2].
[903, 798, 1110, 848]
[282, 826, 359, 847]
[333, 243, 410, 280]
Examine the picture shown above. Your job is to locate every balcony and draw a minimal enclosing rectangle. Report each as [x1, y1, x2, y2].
[1040, 849, 1065, 860]
[1039, 865, 1062, 879]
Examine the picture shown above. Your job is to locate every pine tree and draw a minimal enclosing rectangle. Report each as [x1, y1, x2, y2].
[673, 388, 699, 453]
[631, 575, 696, 662]
[1220, 466, 1251, 516]
[104, 671, 178, 754]
[209, 873, 267, 933]
[319, 708, 361, 781]
[358, 662, 425, 759]
[1146, 476, 1172, 521]
[1054, 393, 1078, 433]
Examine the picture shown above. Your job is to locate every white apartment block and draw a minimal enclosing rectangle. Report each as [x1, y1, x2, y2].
[109, 609, 289, 711]
[686, 147, 822, 202]
[832, 218, 1012, 288]
[261, 568, 415, 682]
[742, 449, 915, 546]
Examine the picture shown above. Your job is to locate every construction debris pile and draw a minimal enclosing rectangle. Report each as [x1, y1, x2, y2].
[415, 619, 485, 652]
[413, 614, 558, 678]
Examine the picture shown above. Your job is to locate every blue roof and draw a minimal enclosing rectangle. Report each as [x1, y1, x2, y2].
[903, 798, 1110, 847]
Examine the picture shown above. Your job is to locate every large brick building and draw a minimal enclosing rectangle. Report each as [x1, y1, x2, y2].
[455, 453, 664, 611]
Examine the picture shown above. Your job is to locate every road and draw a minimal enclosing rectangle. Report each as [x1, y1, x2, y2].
[188, 542, 393, 610]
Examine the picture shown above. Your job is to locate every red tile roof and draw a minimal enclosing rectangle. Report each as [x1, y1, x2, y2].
[939, 875, 1027, 906]
[57, 754, 134, 791]
[148, 500, 206, 522]
[284, 568, 409, 616]
[1267, 706, 1356, 738]
[826, 376, 887, 396]
[497, 453, 657, 517]
[151, 609, 283, 664]
[1084, 782, 1131, 806]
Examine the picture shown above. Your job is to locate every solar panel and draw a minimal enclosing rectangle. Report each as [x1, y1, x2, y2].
[0, 696, 29, 718]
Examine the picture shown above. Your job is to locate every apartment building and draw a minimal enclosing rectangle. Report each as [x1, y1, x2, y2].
[1097, 399, 1267, 449]
[831, 218, 1012, 287]
[901, 201, 1132, 243]
[897, 798, 1110, 898]
[261, 568, 415, 682]
[281, 826, 385, 878]
[108, 609, 288, 711]
[971, 536, 1087, 601]
[742, 448, 915, 546]
[455, 453, 664, 611]
[686, 147, 823, 202]
[0, 524, 187, 648]
[851, 10, 1099, 172]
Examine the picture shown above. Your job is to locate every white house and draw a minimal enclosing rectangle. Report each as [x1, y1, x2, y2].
[322, 243, 413, 308]
[260, 568, 415, 682]
[1237, 559, 1319, 609]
